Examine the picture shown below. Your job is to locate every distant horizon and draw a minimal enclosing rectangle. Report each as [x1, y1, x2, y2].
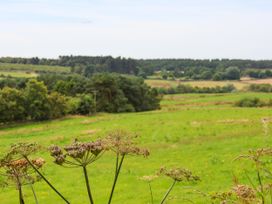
[0, 55, 272, 61]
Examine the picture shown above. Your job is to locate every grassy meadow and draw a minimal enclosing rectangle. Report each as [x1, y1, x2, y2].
[0, 63, 71, 76]
[1, 92, 272, 203]
[145, 78, 272, 90]
[0, 71, 38, 78]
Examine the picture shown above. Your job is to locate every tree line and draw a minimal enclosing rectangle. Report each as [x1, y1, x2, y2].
[0, 73, 161, 123]
[1, 56, 272, 80]
[157, 84, 236, 95]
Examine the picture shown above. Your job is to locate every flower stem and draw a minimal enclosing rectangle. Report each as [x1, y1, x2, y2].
[148, 182, 154, 204]
[108, 154, 125, 204]
[18, 184, 25, 204]
[30, 184, 38, 204]
[83, 166, 94, 204]
[160, 180, 177, 204]
[257, 170, 265, 204]
[23, 156, 70, 204]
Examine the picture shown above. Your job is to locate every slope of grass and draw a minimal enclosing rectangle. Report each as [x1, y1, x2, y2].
[0, 93, 272, 203]
[0, 63, 71, 74]
[0, 71, 38, 78]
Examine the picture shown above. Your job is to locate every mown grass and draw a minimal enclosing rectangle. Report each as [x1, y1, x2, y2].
[0, 63, 71, 74]
[1, 93, 272, 203]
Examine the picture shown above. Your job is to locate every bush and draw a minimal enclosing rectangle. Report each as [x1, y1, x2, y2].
[235, 97, 265, 107]
[224, 67, 240, 80]
[157, 84, 236, 94]
[48, 92, 68, 118]
[76, 94, 95, 115]
[248, 84, 272, 92]
[0, 80, 69, 123]
[0, 87, 26, 122]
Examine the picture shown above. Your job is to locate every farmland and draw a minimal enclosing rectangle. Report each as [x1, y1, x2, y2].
[0, 92, 272, 203]
[145, 78, 272, 91]
[0, 63, 71, 76]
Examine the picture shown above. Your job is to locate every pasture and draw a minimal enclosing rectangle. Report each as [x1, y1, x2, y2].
[0, 71, 38, 78]
[145, 78, 272, 91]
[0, 63, 71, 75]
[0, 93, 272, 203]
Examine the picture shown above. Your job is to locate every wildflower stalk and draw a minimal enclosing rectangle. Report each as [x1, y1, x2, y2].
[30, 184, 38, 204]
[83, 166, 94, 204]
[140, 175, 157, 203]
[160, 180, 177, 204]
[256, 170, 265, 204]
[19, 184, 24, 204]
[270, 186, 272, 204]
[14, 173, 24, 204]
[16, 177, 25, 204]
[23, 156, 70, 204]
[148, 182, 154, 204]
[108, 154, 125, 204]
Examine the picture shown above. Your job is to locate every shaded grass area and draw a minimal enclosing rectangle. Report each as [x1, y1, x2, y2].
[0, 93, 272, 203]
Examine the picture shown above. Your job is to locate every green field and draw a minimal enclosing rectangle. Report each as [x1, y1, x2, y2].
[1, 93, 272, 203]
[0, 71, 38, 78]
[0, 63, 71, 76]
[145, 78, 272, 91]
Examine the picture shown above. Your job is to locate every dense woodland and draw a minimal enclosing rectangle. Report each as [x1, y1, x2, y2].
[1, 56, 272, 80]
[0, 74, 161, 123]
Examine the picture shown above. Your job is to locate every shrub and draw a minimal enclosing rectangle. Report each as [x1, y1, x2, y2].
[248, 84, 272, 92]
[235, 97, 265, 107]
[0, 87, 26, 122]
[157, 84, 236, 94]
[76, 94, 95, 115]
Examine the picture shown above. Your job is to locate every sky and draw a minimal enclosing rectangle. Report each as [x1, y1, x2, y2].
[0, 0, 272, 59]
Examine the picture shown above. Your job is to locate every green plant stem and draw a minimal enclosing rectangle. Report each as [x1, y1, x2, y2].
[23, 156, 70, 204]
[257, 170, 265, 204]
[108, 154, 125, 204]
[270, 186, 272, 204]
[30, 184, 38, 204]
[160, 180, 177, 204]
[18, 184, 25, 204]
[15, 175, 24, 204]
[83, 166, 94, 204]
[148, 182, 154, 204]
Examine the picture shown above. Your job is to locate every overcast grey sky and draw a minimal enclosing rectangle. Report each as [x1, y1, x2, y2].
[0, 0, 271, 59]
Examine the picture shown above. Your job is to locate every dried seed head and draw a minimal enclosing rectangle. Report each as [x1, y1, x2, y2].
[49, 139, 106, 167]
[49, 145, 63, 157]
[210, 191, 234, 203]
[104, 130, 150, 157]
[64, 142, 86, 159]
[140, 175, 158, 182]
[9, 143, 40, 157]
[233, 185, 256, 203]
[0, 156, 45, 188]
[54, 155, 66, 165]
[7, 159, 28, 171]
[237, 148, 272, 163]
[159, 167, 200, 182]
[31, 158, 45, 168]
